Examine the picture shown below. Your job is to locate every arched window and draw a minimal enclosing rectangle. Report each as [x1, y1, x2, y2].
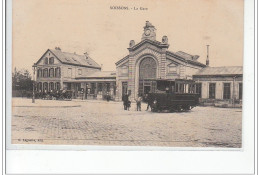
[139, 57, 157, 80]
[43, 82, 48, 92]
[55, 67, 61, 78]
[49, 68, 54, 78]
[49, 82, 54, 91]
[37, 69, 42, 77]
[40, 69, 42, 77]
[43, 68, 48, 78]
[37, 82, 42, 92]
[49, 57, 54, 64]
[56, 82, 60, 90]
[44, 57, 48, 64]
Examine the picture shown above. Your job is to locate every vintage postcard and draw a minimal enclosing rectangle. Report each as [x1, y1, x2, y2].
[10, 0, 244, 148]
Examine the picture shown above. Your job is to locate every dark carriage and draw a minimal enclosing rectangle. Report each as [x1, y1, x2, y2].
[57, 90, 72, 100]
[146, 79, 200, 112]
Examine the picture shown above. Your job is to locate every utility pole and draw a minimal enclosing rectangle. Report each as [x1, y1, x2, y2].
[206, 45, 210, 66]
[32, 63, 37, 103]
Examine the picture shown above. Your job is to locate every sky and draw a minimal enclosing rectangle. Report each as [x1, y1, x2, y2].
[12, 0, 244, 75]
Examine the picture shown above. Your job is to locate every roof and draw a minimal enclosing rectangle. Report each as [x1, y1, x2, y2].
[49, 49, 101, 69]
[128, 39, 169, 52]
[166, 51, 206, 67]
[144, 78, 195, 83]
[174, 51, 200, 61]
[76, 71, 116, 79]
[115, 55, 129, 66]
[194, 66, 243, 76]
[115, 40, 205, 67]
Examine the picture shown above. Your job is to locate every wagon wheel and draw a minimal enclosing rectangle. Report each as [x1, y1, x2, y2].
[151, 107, 157, 112]
[169, 108, 174, 113]
[177, 105, 183, 112]
[183, 105, 191, 111]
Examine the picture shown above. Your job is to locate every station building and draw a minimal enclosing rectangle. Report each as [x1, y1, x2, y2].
[193, 66, 243, 107]
[35, 47, 116, 100]
[34, 21, 243, 105]
[115, 21, 206, 101]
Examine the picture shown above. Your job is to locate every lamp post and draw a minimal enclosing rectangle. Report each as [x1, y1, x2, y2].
[32, 63, 37, 103]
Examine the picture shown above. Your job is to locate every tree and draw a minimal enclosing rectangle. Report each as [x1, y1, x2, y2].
[12, 67, 33, 91]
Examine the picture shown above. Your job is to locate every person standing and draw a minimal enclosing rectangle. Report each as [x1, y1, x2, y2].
[136, 95, 142, 111]
[145, 93, 151, 111]
[122, 94, 128, 110]
[106, 92, 110, 102]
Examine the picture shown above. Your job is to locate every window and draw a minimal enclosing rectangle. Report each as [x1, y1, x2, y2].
[239, 83, 242, 100]
[209, 83, 216, 99]
[90, 83, 96, 94]
[78, 69, 82, 75]
[39, 69, 42, 77]
[49, 57, 54, 64]
[223, 83, 231, 99]
[49, 68, 54, 78]
[98, 83, 102, 92]
[43, 68, 48, 78]
[43, 82, 48, 91]
[49, 82, 54, 91]
[44, 57, 48, 64]
[67, 68, 72, 78]
[122, 82, 128, 95]
[37, 82, 42, 91]
[55, 67, 61, 78]
[188, 84, 195, 93]
[56, 82, 60, 90]
[168, 64, 178, 74]
[106, 83, 110, 92]
[195, 83, 202, 98]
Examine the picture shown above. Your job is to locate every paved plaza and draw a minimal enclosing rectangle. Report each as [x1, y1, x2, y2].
[11, 98, 242, 147]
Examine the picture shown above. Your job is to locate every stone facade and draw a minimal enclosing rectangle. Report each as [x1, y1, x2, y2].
[115, 21, 206, 101]
[35, 48, 117, 100]
[35, 48, 101, 93]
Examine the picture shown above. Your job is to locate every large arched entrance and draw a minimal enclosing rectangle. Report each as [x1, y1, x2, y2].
[138, 57, 157, 96]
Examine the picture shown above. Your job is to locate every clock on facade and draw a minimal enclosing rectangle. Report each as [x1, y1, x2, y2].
[145, 29, 151, 36]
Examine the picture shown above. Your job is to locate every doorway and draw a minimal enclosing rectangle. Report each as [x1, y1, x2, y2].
[138, 57, 157, 96]
[144, 85, 151, 94]
[122, 82, 128, 95]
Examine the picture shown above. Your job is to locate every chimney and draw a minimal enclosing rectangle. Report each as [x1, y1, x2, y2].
[55, 47, 61, 51]
[84, 52, 89, 59]
[101, 64, 103, 71]
[206, 45, 209, 66]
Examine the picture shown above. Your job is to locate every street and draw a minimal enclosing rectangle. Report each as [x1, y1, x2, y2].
[11, 98, 242, 147]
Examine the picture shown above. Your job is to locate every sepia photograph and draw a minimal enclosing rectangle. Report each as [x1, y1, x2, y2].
[10, 0, 244, 148]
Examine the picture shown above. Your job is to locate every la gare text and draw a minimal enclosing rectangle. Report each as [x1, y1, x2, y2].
[110, 6, 148, 10]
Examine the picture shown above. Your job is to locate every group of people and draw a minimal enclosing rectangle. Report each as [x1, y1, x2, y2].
[122, 93, 151, 111]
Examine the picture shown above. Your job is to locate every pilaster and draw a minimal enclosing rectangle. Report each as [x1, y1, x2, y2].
[128, 53, 136, 101]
